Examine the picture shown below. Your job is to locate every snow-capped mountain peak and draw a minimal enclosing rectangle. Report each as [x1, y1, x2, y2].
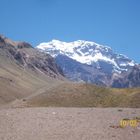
[36, 40, 136, 73]
[37, 40, 111, 63]
[38, 39, 98, 52]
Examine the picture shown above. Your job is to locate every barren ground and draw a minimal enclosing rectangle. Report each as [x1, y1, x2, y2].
[0, 107, 140, 140]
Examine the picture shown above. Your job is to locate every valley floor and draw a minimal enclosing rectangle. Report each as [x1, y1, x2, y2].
[0, 107, 140, 140]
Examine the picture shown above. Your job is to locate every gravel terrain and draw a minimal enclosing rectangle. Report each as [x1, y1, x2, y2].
[0, 107, 140, 140]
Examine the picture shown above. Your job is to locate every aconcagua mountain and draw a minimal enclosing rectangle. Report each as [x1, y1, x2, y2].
[36, 40, 140, 88]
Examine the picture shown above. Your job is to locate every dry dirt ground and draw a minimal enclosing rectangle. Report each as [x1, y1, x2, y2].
[0, 107, 140, 140]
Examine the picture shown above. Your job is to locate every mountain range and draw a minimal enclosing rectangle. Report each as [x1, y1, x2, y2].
[37, 40, 140, 88]
[0, 34, 140, 108]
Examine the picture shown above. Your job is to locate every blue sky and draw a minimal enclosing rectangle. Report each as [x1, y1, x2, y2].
[0, 0, 140, 62]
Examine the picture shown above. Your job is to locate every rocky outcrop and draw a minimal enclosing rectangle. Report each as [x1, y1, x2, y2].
[0, 35, 64, 79]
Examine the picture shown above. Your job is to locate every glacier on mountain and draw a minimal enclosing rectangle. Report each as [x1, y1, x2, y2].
[36, 40, 135, 73]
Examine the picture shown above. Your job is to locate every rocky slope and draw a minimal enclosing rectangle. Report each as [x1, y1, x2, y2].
[0, 35, 64, 78]
[0, 35, 64, 105]
[111, 65, 140, 88]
